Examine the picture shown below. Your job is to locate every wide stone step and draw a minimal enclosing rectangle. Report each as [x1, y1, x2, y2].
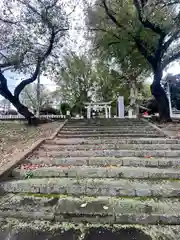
[1, 178, 180, 197]
[12, 166, 180, 180]
[63, 126, 151, 130]
[41, 143, 180, 151]
[34, 149, 180, 158]
[60, 130, 159, 134]
[0, 194, 180, 224]
[62, 127, 154, 131]
[66, 125, 148, 128]
[57, 133, 161, 138]
[46, 138, 180, 145]
[27, 156, 180, 168]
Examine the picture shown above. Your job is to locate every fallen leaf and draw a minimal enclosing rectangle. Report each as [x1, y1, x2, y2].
[103, 206, 109, 210]
[80, 203, 88, 208]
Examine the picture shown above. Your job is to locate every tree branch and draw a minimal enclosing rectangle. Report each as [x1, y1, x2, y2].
[14, 24, 58, 98]
[0, 70, 8, 88]
[0, 17, 18, 24]
[14, 58, 41, 98]
[102, 0, 126, 30]
[133, 37, 155, 66]
[133, 0, 166, 37]
[155, 35, 165, 61]
[0, 71, 14, 100]
[89, 27, 122, 41]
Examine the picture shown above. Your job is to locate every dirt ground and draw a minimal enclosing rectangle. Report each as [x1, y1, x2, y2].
[155, 120, 180, 138]
[0, 120, 62, 168]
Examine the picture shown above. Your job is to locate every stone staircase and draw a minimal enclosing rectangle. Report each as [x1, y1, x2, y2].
[1, 119, 180, 239]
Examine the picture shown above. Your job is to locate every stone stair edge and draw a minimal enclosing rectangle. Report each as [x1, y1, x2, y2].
[2, 177, 180, 198]
[45, 138, 180, 144]
[26, 156, 180, 168]
[40, 143, 180, 151]
[33, 149, 180, 158]
[12, 165, 180, 180]
[0, 194, 180, 225]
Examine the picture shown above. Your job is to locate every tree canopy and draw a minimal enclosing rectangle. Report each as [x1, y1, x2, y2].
[86, 0, 180, 121]
[0, 0, 75, 123]
[54, 52, 94, 107]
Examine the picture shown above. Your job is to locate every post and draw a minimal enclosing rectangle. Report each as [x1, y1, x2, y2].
[105, 105, 108, 118]
[117, 96, 124, 118]
[167, 81, 173, 117]
[87, 105, 91, 119]
[108, 106, 111, 118]
[36, 74, 40, 117]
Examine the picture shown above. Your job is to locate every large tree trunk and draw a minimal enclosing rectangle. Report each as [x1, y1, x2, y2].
[151, 69, 171, 122]
[14, 101, 40, 125]
[9, 96, 40, 125]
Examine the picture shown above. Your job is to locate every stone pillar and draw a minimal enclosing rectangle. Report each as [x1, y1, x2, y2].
[105, 105, 108, 118]
[108, 106, 111, 118]
[117, 96, 124, 118]
[167, 81, 173, 117]
[128, 108, 133, 118]
[87, 105, 91, 119]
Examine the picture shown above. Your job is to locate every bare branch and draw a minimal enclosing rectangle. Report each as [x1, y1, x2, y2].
[0, 17, 18, 24]
[14, 23, 58, 97]
[102, 0, 125, 30]
[19, 0, 53, 28]
[14, 58, 41, 98]
[42, 28, 56, 59]
[133, 0, 166, 37]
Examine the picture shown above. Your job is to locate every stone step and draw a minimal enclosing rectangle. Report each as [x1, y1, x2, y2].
[0, 194, 180, 225]
[65, 122, 147, 126]
[1, 178, 180, 197]
[63, 125, 150, 131]
[46, 138, 180, 145]
[41, 143, 180, 151]
[57, 133, 161, 138]
[27, 156, 180, 168]
[0, 220, 179, 240]
[12, 166, 180, 180]
[65, 124, 149, 127]
[60, 130, 159, 134]
[34, 149, 180, 158]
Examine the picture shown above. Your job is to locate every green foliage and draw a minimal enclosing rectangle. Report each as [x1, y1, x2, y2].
[54, 52, 94, 108]
[60, 102, 71, 115]
[86, 0, 180, 79]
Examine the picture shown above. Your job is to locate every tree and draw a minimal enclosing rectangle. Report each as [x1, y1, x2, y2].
[0, 0, 71, 124]
[54, 52, 94, 113]
[20, 83, 54, 114]
[87, 0, 180, 121]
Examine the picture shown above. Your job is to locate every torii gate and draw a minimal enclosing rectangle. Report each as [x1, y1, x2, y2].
[84, 102, 112, 119]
